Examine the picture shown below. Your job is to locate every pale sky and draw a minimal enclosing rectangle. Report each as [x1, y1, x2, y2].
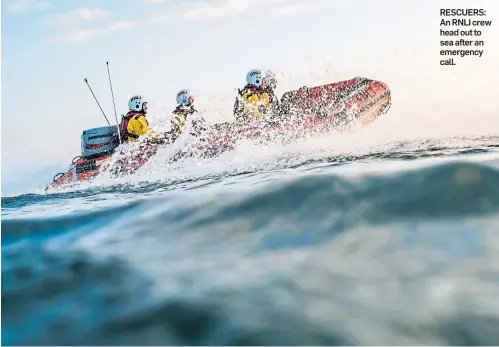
[2, 0, 499, 194]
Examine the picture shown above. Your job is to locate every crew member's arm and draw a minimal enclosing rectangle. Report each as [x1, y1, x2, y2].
[129, 115, 163, 145]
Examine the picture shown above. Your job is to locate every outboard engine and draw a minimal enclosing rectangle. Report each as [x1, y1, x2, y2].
[81, 125, 120, 159]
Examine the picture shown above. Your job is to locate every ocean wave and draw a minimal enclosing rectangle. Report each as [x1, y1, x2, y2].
[3, 135, 499, 208]
[3, 160, 499, 245]
[3, 157, 499, 345]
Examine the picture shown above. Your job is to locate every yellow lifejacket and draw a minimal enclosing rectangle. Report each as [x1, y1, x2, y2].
[234, 85, 272, 122]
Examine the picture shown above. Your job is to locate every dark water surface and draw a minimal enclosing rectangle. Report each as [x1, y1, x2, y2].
[2, 135, 499, 345]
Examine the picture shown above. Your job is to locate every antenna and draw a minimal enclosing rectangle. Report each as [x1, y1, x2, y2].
[84, 78, 110, 125]
[106, 61, 122, 144]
